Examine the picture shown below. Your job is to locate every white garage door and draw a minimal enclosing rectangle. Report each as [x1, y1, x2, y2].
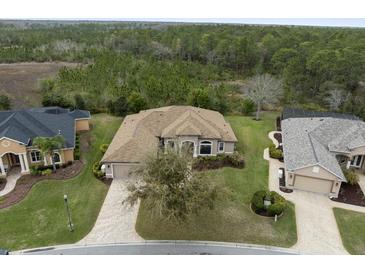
[112, 164, 139, 180]
[294, 175, 333, 194]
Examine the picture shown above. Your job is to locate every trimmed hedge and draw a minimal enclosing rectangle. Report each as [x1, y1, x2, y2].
[29, 161, 73, 176]
[269, 144, 283, 160]
[251, 190, 287, 217]
[100, 143, 109, 154]
[92, 161, 104, 179]
[193, 152, 245, 171]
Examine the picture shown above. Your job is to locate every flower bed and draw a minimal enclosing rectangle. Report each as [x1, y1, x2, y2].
[331, 183, 365, 207]
[0, 161, 84, 209]
[192, 152, 245, 171]
[251, 190, 287, 217]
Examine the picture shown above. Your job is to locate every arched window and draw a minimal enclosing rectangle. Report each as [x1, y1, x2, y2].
[199, 141, 212, 155]
[53, 152, 61, 164]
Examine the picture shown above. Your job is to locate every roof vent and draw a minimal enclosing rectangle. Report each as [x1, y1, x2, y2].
[58, 129, 62, 135]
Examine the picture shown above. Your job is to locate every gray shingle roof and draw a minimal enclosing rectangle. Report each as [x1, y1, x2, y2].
[281, 116, 365, 182]
[0, 107, 90, 148]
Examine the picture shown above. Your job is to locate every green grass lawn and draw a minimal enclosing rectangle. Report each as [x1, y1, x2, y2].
[333, 208, 365, 254]
[0, 114, 121, 251]
[136, 112, 297, 247]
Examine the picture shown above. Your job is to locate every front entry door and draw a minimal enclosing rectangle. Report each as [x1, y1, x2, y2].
[12, 154, 20, 166]
[350, 155, 364, 168]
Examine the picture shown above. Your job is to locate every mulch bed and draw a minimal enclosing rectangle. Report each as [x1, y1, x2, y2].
[0, 179, 6, 192]
[0, 160, 84, 209]
[279, 187, 293, 193]
[331, 183, 365, 207]
[276, 116, 281, 131]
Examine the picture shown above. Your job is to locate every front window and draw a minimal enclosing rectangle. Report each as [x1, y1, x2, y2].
[199, 141, 212, 155]
[350, 155, 364, 168]
[30, 150, 41, 162]
[218, 142, 224, 152]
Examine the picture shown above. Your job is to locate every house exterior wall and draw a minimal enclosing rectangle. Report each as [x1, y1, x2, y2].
[349, 146, 365, 157]
[75, 119, 90, 131]
[62, 149, 75, 163]
[285, 165, 341, 197]
[0, 138, 26, 156]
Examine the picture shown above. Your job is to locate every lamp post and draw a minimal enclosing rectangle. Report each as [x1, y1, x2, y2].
[63, 194, 74, 232]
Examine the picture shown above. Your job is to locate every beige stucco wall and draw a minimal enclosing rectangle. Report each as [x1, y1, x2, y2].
[62, 149, 75, 163]
[75, 119, 90, 132]
[286, 165, 341, 197]
[0, 138, 26, 156]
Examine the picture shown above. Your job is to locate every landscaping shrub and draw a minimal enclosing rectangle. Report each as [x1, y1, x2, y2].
[92, 161, 104, 179]
[193, 152, 245, 170]
[251, 190, 287, 217]
[100, 144, 109, 154]
[74, 134, 81, 160]
[30, 165, 41, 175]
[41, 169, 52, 176]
[343, 168, 359, 185]
[251, 190, 266, 212]
[269, 144, 283, 159]
[267, 203, 286, 216]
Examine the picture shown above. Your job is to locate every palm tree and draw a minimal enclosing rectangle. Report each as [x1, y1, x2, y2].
[33, 135, 65, 172]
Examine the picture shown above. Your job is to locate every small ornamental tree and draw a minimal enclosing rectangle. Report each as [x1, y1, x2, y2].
[33, 135, 65, 172]
[125, 150, 219, 221]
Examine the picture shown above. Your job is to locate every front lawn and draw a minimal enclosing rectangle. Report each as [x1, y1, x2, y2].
[136, 112, 297, 247]
[0, 114, 122, 251]
[333, 208, 365, 254]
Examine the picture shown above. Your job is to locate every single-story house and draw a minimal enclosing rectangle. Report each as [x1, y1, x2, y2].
[101, 105, 238, 180]
[281, 108, 365, 198]
[0, 106, 90, 177]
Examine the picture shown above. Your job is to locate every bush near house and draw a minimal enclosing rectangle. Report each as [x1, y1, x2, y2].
[74, 134, 81, 160]
[251, 190, 287, 217]
[342, 168, 359, 185]
[269, 144, 283, 160]
[193, 152, 245, 171]
[99, 144, 109, 154]
[92, 161, 104, 179]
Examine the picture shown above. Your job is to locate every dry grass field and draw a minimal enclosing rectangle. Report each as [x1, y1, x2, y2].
[0, 62, 78, 109]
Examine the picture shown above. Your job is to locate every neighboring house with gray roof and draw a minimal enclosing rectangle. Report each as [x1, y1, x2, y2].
[101, 106, 238, 180]
[0, 107, 90, 178]
[281, 108, 365, 198]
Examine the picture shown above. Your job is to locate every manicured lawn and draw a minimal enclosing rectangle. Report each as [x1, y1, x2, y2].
[136, 112, 297, 247]
[0, 114, 121, 251]
[334, 208, 365, 254]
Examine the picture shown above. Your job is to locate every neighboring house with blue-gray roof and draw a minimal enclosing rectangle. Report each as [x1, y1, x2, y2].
[281, 108, 365, 198]
[0, 106, 90, 178]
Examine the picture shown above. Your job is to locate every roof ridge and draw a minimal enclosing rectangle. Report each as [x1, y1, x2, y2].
[307, 132, 319, 164]
[19, 111, 56, 136]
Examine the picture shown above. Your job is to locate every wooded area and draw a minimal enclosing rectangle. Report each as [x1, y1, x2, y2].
[0, 21, 364, 117]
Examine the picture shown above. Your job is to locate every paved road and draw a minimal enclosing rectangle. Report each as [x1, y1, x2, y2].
[17, 241, 297, 255]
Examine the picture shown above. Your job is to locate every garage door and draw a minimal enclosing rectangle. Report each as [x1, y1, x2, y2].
[293, 175, 333, 194]
[112, 164, 139, 180]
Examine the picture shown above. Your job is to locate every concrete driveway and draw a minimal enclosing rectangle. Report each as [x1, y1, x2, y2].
[78, 179, 143, 245]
